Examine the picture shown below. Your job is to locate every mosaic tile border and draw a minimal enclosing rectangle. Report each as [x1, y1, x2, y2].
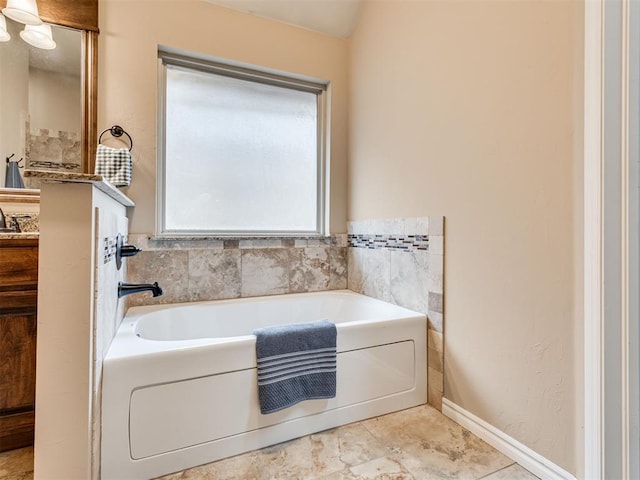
[28, 160, 81, 171]
[348, 234, 429, 252]
[103, 236, 117, 265]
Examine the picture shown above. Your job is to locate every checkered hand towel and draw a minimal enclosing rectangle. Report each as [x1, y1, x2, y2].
[95, 144, 132, 187]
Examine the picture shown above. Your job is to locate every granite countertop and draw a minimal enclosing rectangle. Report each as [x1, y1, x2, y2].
[23, 170, 135, 208]
[0, 232, 39, 240]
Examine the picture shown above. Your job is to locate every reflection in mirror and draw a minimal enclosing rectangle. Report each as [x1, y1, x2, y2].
[0, 17, 81, 188]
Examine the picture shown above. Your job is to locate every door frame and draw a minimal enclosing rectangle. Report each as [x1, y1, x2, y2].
[584, 0, 639, 478]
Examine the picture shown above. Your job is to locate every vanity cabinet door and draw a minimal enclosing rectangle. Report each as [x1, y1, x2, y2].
[0, 239, 38, 452]
[0, 312, 37, 452]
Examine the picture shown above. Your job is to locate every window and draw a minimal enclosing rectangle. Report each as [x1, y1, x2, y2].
[157, 49, 328, 236]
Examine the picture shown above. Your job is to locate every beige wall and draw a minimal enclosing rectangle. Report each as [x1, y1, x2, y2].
[0, 28, 28, 187]
[29, 68, 81, 134]
[99, 0, 585, 473]
[98, 0, 349, 235]
[349, 0, 583, 474]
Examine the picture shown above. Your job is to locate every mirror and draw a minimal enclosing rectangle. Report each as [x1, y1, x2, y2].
[0, 0, 99, 191]
[0, 18, 82, 188]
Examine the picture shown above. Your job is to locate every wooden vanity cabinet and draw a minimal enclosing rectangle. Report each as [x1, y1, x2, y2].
[0, 238, 38, 452]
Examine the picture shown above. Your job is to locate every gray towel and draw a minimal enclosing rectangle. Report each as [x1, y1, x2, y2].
[253, 320, 337, 414]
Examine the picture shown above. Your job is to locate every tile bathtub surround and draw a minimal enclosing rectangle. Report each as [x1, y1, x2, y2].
[126, 235, 348, 307]
[428, 329, 445, 410]
[347, 217, 444, 321]
[347, 216, 445, 410]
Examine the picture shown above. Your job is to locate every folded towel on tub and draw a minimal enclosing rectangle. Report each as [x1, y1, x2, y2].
[253, 319, 337, 414]
[95, 144, 132, 187]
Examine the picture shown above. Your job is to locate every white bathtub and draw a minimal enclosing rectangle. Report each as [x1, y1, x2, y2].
[101, 290, 427, 480]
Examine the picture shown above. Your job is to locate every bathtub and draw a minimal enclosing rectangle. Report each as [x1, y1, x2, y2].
[101, 290, 427, 480]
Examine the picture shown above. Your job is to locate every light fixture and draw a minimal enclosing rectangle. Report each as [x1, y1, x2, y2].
[2, 0, 42, 26]
[0, 8, 56, 51]
[0, 14, 10, 42]
[20, 23, 55, 50]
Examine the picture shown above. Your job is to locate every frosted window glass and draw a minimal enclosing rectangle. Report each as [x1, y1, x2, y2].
[164, 65, 319, 233]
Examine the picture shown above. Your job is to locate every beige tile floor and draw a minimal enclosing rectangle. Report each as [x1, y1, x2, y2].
[0, 445, 33, 480]
[0, 405, 539, 480]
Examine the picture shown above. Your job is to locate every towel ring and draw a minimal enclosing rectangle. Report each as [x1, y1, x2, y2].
[98, 125, 133, 151]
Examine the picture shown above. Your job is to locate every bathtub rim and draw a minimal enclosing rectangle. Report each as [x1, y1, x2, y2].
[106, 289, 427, 360]
[124, 289, 424, 320]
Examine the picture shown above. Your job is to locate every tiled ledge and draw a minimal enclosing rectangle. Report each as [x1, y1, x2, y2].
[150, 235, 337, 241]
[129, 234, 348, 251]
[348, 216, 443, 236]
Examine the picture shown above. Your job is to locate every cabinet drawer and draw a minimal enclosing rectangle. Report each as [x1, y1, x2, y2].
[0, 242, 38, 288]
[0, 291, 37, 315]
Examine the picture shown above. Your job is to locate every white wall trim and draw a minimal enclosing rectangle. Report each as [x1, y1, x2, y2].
[583, 0, 604, 477]
[442, 399, 576, 480]
[626, 0, 640, 476]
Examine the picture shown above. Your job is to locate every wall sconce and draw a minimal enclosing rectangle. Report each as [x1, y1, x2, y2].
[2, 0, 42, 26]
[0, 1, 56, 50]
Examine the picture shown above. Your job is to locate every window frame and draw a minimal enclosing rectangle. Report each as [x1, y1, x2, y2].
[156, 47, 329, 238]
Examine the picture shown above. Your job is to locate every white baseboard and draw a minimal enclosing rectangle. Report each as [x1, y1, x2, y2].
[442, 398, 576, 480]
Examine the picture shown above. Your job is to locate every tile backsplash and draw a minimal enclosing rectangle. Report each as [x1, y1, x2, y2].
[27, 128, 82, 170]
[24, 125, 81, 189]
[125, 235, 348, 307]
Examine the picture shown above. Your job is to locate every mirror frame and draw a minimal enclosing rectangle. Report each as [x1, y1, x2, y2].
[0, 0, 98, 174]
[80, 29, 98, 174]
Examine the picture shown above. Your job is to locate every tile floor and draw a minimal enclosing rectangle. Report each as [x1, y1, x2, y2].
[0, 445, 32, 480]
[0, 405, 539, 480]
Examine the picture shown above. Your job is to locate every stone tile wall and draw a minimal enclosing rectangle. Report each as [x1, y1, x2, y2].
[347, 216, 445, 410]
[24, 125, 81, 188]
[125, 235, 348, 307]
